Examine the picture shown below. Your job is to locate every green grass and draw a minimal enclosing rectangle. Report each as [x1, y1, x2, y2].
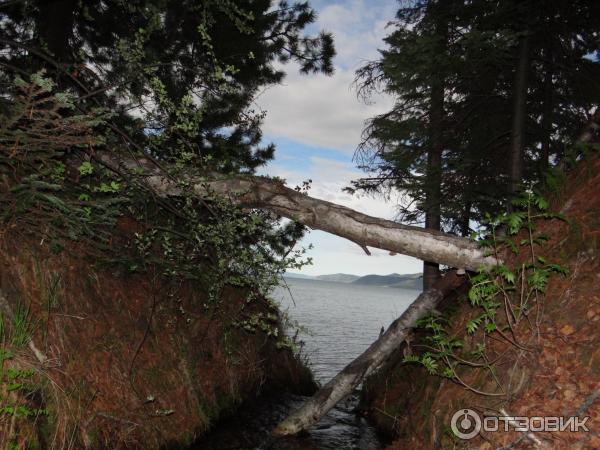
[3, 302, 32, 348]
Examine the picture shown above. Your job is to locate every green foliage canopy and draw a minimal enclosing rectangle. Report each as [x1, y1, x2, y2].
[0, 1, 334, 314]
[353, 0, 600, 234]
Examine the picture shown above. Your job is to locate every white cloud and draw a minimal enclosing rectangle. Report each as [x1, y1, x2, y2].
[256, 0, 422, 276]
[257, 66, 392, 153]
[317, 0, 396, 69]
[256, 1, 397, 153]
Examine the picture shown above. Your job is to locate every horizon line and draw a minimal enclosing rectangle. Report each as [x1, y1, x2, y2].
[285, 271, 423, 277]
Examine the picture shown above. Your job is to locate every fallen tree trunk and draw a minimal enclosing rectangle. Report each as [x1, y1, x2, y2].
[91, 154, 492, 434]
[273, 271, 466, 436]
[97, 153, 497, 272]
[195, 176, 496, 271]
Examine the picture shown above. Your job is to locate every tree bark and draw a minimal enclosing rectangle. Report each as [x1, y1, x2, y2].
[35, 0, 77, 64]
[508, 34, 531, 197]
[272, 271, 466, 436]
[97, 153, 498, 272]
[423, 83, 443, 289]
[540, 46, 554, 174]
[422, 7, 447, 290]
[460, 200, 472, 237]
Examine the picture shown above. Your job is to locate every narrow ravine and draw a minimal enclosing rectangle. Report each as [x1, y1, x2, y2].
[193, 278, 417, 449]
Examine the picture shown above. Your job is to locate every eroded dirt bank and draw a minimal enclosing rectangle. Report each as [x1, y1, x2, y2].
[0, 222, 314, 449]
[361, 157, 600, 449]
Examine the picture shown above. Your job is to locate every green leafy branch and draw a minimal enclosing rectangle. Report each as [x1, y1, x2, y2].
[404, 190, 568, 396]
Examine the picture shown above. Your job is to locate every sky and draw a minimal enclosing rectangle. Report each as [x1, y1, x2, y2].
[257, 0, 423, 276]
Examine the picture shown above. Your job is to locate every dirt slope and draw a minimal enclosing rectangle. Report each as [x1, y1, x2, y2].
[362, 156, 600, 449]
[0, 220, 313, 449]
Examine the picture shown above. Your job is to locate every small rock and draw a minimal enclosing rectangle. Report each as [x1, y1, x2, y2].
[563, 389, 576, 400]
[560, 324, 575, 335]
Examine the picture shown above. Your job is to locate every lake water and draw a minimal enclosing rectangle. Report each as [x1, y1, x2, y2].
[273, 278, 420, 383]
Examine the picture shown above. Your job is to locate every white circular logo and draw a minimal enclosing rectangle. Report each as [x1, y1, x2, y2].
[451, 408, 481, 440]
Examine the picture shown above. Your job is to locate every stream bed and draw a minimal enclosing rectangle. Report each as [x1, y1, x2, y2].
[194, 392, 381, 449]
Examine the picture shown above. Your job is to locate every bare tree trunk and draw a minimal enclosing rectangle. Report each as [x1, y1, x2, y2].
[36, 0, 77, 63]
[540, 47, 554, 174]
[423, 261, 440, 291]
[423, 86, 443, 289]
[97, 153, 498, 272]
[508, 34, 531, 197]
[273, 271, 466, 436]
[422, 9, 447, 290]
[461, 201, 471, 237]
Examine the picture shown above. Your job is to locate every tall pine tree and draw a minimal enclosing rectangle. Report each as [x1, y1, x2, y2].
[0, 0, 335, 173]
[353, 0, 458, 288]
[354, 0, 600, 283]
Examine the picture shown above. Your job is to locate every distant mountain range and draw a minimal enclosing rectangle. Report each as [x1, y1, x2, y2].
[284, 272, 423, 290]
[315, 273, 360, 283]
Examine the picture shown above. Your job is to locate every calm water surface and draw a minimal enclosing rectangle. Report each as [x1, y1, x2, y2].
[273, 278, 419, 383]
